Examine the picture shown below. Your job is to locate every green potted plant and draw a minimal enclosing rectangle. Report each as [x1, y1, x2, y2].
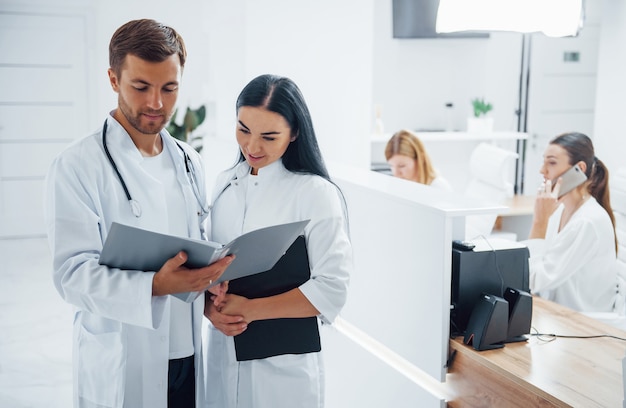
[467, 98, 494, 133]
[167, 104, 206, 152]
[471, 98, 493, 117]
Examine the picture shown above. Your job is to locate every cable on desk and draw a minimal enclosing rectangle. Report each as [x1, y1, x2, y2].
[529, 326, 626, 342]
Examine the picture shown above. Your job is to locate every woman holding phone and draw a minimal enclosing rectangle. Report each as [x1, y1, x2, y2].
[522, 132, 618, 312]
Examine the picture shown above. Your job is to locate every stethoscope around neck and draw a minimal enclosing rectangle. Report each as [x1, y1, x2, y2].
[102, 119, 209, 218]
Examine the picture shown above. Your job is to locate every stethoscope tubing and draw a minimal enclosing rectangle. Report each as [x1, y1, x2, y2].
[102, 121, 132, 202]
[101, 119, 208, 218]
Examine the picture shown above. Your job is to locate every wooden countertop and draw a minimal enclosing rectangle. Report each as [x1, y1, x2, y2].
[447, 296, 626, 407]
[501, 194, 536, 216]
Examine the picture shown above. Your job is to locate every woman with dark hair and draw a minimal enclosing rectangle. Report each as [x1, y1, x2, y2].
[523, 132, 618, 313]
[203, 74, 352, 407]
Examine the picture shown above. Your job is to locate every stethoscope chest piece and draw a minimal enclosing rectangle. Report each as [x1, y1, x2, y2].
[130, 199, 142, 218]
[102, 119, 208, 218]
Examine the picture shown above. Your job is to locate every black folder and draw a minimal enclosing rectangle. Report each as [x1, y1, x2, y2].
[229, 236, 321, 361]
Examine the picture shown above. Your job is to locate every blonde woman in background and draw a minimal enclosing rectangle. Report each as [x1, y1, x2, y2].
[385, 129, 453, 191]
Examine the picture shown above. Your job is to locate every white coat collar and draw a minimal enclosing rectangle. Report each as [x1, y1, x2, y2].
[104, 112, 183, 166]
[104, 113, 144, 164]
[233, 159, 289, 181]
[212, 160, 290, 204]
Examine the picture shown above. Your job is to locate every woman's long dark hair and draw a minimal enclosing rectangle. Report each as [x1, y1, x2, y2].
[235, 74, 330, 181]
[551, 132, 617, 253]
[234, 74, 349, 234]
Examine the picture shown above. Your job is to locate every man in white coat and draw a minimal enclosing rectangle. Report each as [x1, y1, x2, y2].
[45, 19, 233, 408]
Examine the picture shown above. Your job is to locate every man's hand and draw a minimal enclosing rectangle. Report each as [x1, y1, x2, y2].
[152, 252, 234, 297]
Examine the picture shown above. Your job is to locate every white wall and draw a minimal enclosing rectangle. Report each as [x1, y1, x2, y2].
[87, 0, 374, 181]
[72, 0, 542, 177]
[372, 0, 523, 134]
[204, 0, 374, 171]
[11, 0, 625, 212]
[594, 0, 626, 174]
[90, 0, 213, 130]
[12, 0, 624, 180]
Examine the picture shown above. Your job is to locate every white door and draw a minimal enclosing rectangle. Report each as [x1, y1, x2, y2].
[523, 0, 602, 193]
[0, 8, 91, 238]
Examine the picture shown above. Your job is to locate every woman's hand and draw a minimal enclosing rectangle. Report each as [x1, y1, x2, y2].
[207, 281, 229, 306]
[204, 296, 247, 337]
[529, 178, 562, 239]
[214, 293, 251, 320]
[536, 178, 562, 216]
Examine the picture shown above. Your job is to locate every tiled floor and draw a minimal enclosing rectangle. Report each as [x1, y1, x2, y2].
[0, 238, 73, 407]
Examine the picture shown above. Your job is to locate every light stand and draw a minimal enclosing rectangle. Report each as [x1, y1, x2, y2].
[514, 33, 532, 195]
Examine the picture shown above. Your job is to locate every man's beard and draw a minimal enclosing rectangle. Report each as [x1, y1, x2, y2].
[118, 94, 171, 135]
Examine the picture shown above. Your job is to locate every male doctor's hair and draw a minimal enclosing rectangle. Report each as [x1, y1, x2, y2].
[235, 74, 330, 181]
[551, 131, 617, 252]
[385, 129, 436, 185]
[109, 19, 187, 77]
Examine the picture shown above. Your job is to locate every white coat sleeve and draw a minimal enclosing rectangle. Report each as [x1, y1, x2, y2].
[527, 218, 600, 293]
[45, 148, 166, 329]
[298, 181, 352, 324]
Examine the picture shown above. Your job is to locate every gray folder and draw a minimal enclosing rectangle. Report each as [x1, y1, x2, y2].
[99, 219, 310, 302]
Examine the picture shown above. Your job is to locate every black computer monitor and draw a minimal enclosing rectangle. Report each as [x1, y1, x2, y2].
[450, 238, 530, 336]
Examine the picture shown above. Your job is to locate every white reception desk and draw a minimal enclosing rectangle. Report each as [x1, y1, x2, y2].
[323, 162, 506, 407]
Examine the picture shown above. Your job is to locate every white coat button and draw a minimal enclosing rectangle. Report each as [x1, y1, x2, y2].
[160, 336, 166, 342]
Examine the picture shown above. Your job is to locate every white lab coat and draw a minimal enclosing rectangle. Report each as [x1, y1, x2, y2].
[522, 198, 618, 312]
[204, 160, 352, 408]
[45, 114, 208, 408]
